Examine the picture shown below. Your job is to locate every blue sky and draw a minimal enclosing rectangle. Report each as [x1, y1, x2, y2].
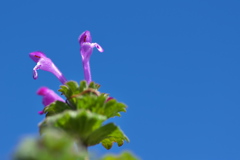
[1, 0, 240, 159]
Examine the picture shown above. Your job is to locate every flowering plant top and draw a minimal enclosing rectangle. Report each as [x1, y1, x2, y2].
[28, 31, 129, 150]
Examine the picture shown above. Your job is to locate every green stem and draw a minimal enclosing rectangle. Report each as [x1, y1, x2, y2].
[76, 141, 88, 160]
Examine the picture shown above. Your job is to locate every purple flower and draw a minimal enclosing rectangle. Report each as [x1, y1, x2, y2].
[106, 97, 114, 102]
[79, 31, 104, 84]
[29, 51, 67, 84]
[37, 87, 64, 114]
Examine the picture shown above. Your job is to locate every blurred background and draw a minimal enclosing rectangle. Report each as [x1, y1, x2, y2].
[0, 0, 240, 159]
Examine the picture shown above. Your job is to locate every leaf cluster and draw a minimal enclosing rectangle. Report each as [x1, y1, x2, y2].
[39, 81, 129, 150]
[101, 151, 139, 160]
[13, 129, 138, 160]
[13, 129, 86, 160]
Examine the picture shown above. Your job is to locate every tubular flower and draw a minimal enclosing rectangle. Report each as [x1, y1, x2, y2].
[79, 31, 104, 84]
[29, 51, 67, 84]
[37, 87, 65, 114]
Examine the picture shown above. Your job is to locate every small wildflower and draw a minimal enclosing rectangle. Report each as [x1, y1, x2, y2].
[29, 51, 67, 84]
[37, 87, 64, 114]
[79, 31, 104, 84]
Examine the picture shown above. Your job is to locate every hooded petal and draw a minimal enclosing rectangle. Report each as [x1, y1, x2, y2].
[29, 51, 67, 84]
[79, 31, 104, 83]
[78, 30, 92, 45]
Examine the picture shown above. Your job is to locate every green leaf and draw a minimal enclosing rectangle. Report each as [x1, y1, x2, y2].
[65, 81, 79, 94]
[43, 101, 71, 117]
[104, 99, 127, 118]
[39, 110, 107, 145]
[101, 126, 129, 150]
[75, 95, 99, 110]
[79, 80, 88, 92]
[59, 81, 86, 99]
[74, 95, 127, 118]
[86, 123, 118, 146]
[13, 128, 86, 160]
[88, 81, 101, 89]
[58, 85, 70, 97]
[101, 151, 139, 160]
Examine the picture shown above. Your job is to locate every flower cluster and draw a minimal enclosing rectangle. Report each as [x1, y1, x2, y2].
[26, 30, 129, 152]
[30, 31, 104, 114]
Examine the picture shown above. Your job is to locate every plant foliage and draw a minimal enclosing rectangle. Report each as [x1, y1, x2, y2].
[39, 80, 129, 149]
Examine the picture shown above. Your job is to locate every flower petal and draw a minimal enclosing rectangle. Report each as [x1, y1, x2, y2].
[79, 31, 104, 84]
[78, 30, 92, 45]
[33, 63, 41, 79]
[95, 43, 104, 52]
[37, 87, 65, 107]
[106, 97, 114, 102]
[38, 111, 45, 115]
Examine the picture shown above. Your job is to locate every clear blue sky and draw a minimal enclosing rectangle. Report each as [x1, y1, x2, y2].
[1, 0, 240, 159]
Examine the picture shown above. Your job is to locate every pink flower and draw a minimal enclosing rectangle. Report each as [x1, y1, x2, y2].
[29, 51, 67, 84]
[37, 87, 65, 114]
[79, 31, 104, 84]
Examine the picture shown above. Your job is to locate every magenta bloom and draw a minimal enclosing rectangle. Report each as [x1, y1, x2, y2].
[29, 51, 67, 84]
[37, 87, 65, 114]
[106, 97, 114, 101]
[79, 31, 104, 84]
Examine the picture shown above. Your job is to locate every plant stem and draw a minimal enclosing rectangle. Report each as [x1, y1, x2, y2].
[76, 141, 88, 160]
